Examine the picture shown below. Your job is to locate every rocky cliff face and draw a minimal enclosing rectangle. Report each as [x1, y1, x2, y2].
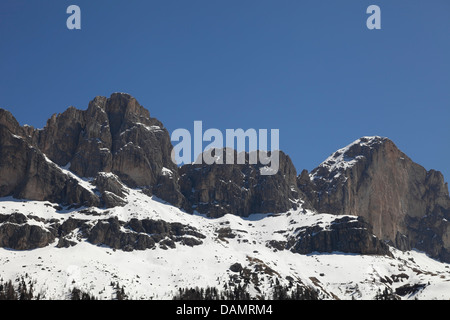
[1, 93, 302, 215]
[0, 93, 184, 207]
[179, 148, 304, 217]
[36, 93, 178, 188]
[269, 216, 392, 256]
[0, 211, 205, 252]
[0, 213, 55, 250]
[298, 136, 450, 261]
[0, 109, 101, 207]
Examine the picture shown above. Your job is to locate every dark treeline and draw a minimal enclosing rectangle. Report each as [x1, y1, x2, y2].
[2, 275, 396, 300]
[0, 276, 35, 300]
[0, 276, 131, 300]
[374, 287, 400, 300]
[70, 287, 97, 300]
[173, 285, 249, 300]
[173, 284, 319, 300]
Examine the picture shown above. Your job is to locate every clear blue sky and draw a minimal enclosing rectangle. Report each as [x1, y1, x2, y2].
[1, 1, 449, 181]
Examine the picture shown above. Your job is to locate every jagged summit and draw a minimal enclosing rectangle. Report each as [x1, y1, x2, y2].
[0, 93, 184, 208]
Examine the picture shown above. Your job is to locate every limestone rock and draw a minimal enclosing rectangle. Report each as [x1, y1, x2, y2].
[299, 136, 450, 262]
[152, 167, 187, 208]
[93, 172, 128, 208]
[0, 214, 55, 250]
[179, 148, 302, 217]
[87, 217, 205, 251]
[286, 216, 392, 256]
[37, 106, 85, 167]
[1, 93, 182, 207]
[0, 111, 101, 207]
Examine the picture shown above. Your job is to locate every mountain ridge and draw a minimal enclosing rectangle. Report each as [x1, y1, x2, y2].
[1, 93, 449, 261]
[1, 93, 450, 300]
[298, 135, 450, 262]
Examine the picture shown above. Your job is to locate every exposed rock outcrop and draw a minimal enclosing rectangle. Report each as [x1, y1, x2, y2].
[0, 109, 101, 207]
[37, 93, 179, 189]
[179, 148, 303, 217]
[0, 93, 184, 207]
[0, 213, 205, 252]
[93, 172, 128, 208]
[284, 216, 392, 256]
[0, 213, 55, 250]
[87, 217, 205, 251]
[0, 223, 55, 250]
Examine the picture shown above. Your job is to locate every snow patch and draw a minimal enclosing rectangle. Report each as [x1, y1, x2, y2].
[161, 167, 173, 177]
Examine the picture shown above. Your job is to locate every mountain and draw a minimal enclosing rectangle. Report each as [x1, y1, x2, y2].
[0, 93, 184, 208]
[298, 136, 450, 262]
[0, 93, 449, 300]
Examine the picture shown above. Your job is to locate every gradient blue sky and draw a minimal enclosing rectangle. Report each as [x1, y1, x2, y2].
[1, 1, 449, 180]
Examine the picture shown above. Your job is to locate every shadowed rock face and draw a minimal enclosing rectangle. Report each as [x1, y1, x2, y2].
[36, 93, 178, 189]
[290, 216, 392, 256]
[298, 137, 450, 261]
[0, 109, 101, 207]
[0, 213, 205, 252]
[179, 148, 304, 217]
[0, 93, 184, 207]
[269, 216, 392, 256]
[0, 223, 55, 250]
[0, 213, 56, 250]
[59, 216, 206, 251]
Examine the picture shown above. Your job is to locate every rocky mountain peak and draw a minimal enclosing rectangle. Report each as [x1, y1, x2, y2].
[310, 136, 389, 183]
[299, 136, 450, 262]
[0, 93, 184, 208]
[35, 93, 176, 186]
[0, 108, 22, 134]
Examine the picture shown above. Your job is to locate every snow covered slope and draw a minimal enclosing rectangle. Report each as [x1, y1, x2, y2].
[310, 136, 387, 182]
[1, 184, 449, 300]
